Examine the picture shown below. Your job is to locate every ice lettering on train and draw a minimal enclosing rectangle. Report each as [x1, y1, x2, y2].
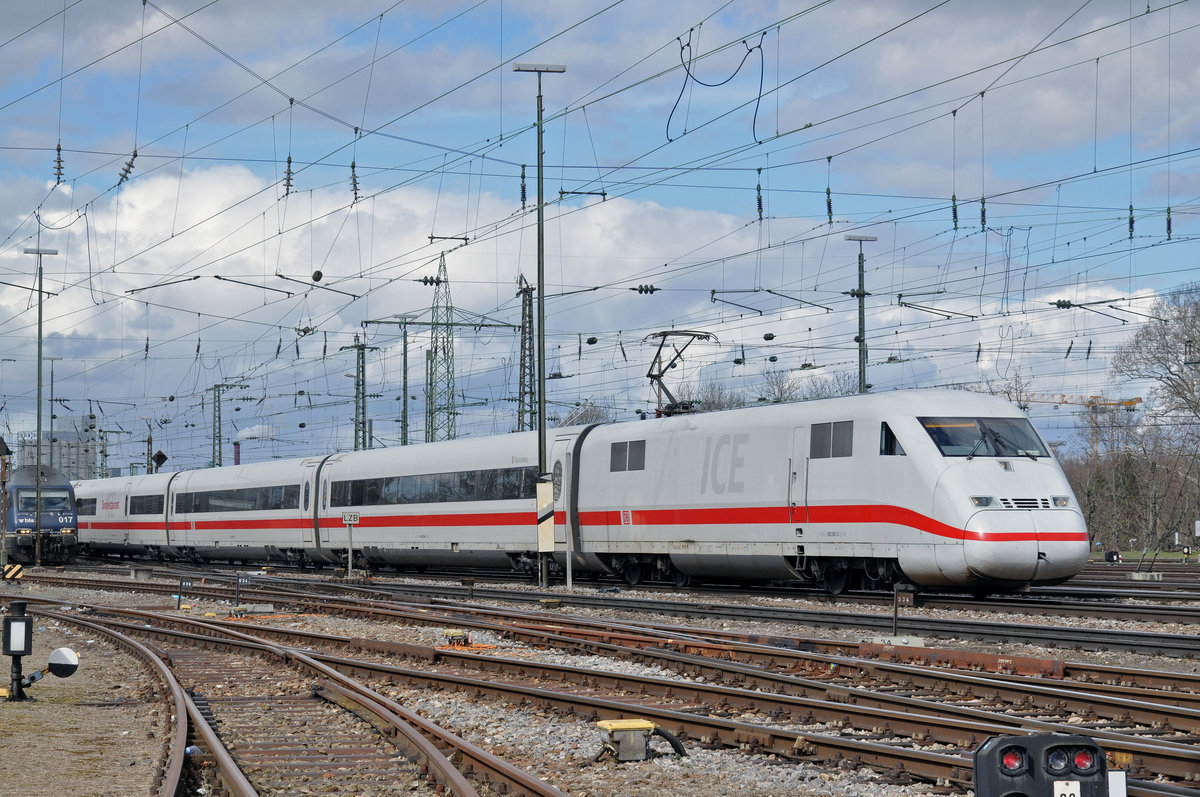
[700, 433, 748, 494]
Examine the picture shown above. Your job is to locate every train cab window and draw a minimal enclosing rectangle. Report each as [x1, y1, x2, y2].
[879, 422, 906, 456]
[811, 421, 853, 459]
[76, 498, 97, 516]
[610, 440, 646, 472]
[918, 416, 1049, 458]
[17, 489, 73, 512]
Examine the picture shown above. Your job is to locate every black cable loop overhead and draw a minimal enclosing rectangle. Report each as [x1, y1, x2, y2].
[666, 29, 767, 143]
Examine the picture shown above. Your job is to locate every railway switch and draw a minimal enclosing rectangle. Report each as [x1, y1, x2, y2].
[975, 733, 1123, 797]
[442, 628, 470, 646]
[593, 719, 687, 762]
[595, 719, 657, 761]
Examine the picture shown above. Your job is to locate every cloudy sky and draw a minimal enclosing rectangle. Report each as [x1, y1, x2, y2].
[1, 0, 1196, 470]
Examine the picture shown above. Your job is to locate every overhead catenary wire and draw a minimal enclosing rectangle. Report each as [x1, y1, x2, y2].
[2, 2, 1195, 466]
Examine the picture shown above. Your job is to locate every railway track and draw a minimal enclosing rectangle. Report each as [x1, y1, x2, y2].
[30, 605, 568, 796]
[23, 567, 1200, 654]
[12, 569, 1200, 794]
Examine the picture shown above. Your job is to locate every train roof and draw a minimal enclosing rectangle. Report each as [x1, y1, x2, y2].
[74, 388, 1025, 487]
[620, 387, 1025, 429]
[7, 464, 73, 486]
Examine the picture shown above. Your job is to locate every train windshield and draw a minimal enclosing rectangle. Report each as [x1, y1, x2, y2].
[16, 489, 74, 513]
[918, 416, 1049, 459]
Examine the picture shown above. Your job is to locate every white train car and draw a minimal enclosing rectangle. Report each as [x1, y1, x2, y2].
[315, 436, 541, 570]
[75, 389, 1090, 592]
[553, 389, 1087, 591]
[73, 473, 177, 558]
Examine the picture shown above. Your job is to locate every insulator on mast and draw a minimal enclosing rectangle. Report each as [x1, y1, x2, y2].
[119, 150, 137, 184]
[756, 168, 763, 221]
[283, 155, 293, 196]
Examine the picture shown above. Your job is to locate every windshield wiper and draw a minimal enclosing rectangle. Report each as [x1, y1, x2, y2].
[965, 431, 990, 460]
[988, 427, 1037, 460]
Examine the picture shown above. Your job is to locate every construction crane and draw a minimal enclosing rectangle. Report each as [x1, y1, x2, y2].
[1005, 391, 1142, 458]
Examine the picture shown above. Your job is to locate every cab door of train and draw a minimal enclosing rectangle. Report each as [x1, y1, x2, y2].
[789, 426, 808, 524]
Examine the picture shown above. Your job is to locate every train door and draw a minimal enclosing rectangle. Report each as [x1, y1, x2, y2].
[318, 471, 332, 546]
[551, 426, 600, 570]
[300, 461, 320, 547]
[789, 426, 808, 524]
[550, 435, 574, 560]
[164, 472, 182, 548]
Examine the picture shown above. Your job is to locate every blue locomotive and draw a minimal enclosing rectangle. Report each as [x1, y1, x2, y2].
[3, 464, 78, 565]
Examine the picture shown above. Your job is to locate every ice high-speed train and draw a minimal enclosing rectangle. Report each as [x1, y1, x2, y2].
[73, 389, 1090, 592]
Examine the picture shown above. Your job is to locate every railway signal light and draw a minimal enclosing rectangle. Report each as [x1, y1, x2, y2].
[3, 601, 78, 700]
[975, 734, 1116, 797]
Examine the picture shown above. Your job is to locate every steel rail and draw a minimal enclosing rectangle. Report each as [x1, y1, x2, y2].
[24, 572, 1200, 657]
[218, 617, 1200, 785]
[32, 610, 202, 797]
[76, 606, 564, 797]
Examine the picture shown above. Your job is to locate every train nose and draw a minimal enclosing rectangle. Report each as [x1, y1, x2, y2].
[963, 512, 1038, 584]
[964, 509, 1089, 585]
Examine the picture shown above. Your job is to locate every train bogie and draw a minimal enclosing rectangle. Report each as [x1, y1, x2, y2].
[74, 388, 1090, 593]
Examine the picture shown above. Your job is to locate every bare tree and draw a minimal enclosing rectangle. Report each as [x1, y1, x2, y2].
[795, 370, 859, 401]
[672, 379, 747, 413]
[758, 367, 801, 403]
[1110, 284, 1200, 419]
[556, 399, 614, 427]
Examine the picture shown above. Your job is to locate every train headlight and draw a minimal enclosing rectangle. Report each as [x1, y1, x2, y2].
[1052, 496, 1071, 508]
[970, 496, 995, 507]
[1045, 747, 1069, 775]
[16, 527, 32, 535]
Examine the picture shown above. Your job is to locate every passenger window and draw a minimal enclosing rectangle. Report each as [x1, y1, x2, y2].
[831, 421, 853, 457]
[303, 482, 310, 512]
[812, 421, 853, 458]
[880, 422, 906, 456]
[610, 442, 628, 472]
[627, 440, 646, 471]
[810, 424, 831, 459]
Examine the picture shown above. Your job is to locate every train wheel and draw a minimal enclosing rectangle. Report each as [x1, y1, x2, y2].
[822, 567, 848, 595]
[620, 560, 645, 586]
[670, 567, 692, 588]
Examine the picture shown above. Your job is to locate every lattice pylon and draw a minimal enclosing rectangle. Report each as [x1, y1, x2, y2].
[425, 253, 456, 441]
[516, 274, 535, 432]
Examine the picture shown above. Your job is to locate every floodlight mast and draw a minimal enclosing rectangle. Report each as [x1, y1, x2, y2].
[514, 62, 565, 588]
[844, 235, 876, 394]
[513, 62, 565, 480]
